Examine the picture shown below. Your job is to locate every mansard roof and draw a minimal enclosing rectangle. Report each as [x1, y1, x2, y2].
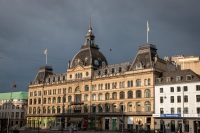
[156, 69, 200, 85]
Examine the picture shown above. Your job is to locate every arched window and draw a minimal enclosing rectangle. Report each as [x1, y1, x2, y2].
[120, 91, 125, 99]
[112, 92, 117, 100]
[33, 107, 36, 114]
[136, 90, 141, 98]
[92, 104, 96, 113]
[38, 98, 41, 104]
[105, 104, 110, 112]
[48, 98, 51, 104]
[127, 80, 133, 87]
[112, 103, 117, 112]
[29, 107, 32, 114]
[98, 93, 103, 100]
[29, 99, 32, 105]
[144, 101, 151, 112]
[57, 106, 61, 113]
[136, 102, 141, 112]
[105, 93, 110, 100]
[68, 96, 72, 102]
[92, 94, 96, 101]
[52, 106, 55, 114]
[37, 107, 41, 114]
[84, 94, 88, 101]
[85, 85, 89, 91]
[136, 79, 141, 86]
[144, 79, 147, 86]
[43, 98, 46, 104]
[68, 105, 72, 113]
[34, 99, 37, 104]
[144, 89, 151, 98]
[63, 96, 66, 103]
[120, 103, 125, 112]
[43, 107, 46, 114]
[68, 87, 72, 93]
[84, 105, 88, 113]
[47, 106, 51, 114]
[148, 78, 151, 85]
[75, 86, 80, 92]
[53, 97, 56, 103]
[127, 91, 133, 99]
[57, 97, 61, 103]
[98, 104, 103, 113]
[128, 102, 132, 112]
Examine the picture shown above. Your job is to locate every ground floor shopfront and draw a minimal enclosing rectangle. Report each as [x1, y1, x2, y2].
[27, 115, 154, 131]
[154, 117, 200, 133]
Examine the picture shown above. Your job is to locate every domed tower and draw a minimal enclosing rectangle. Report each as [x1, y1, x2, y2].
[69, 21, 108, 70]
[67, 21, 108, 81]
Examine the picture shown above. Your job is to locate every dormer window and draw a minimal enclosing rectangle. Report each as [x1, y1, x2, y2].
[176, 76, 181, 82]
[156, 78, 161, 84]
[166, 77, 171, 83]
[186, 75, 192, 81]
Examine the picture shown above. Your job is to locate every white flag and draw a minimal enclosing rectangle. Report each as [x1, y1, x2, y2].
[147, 21, 150, 32]
[44, 49, 47, 55]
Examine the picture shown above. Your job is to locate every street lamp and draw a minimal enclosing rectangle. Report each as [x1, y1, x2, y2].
[7, 81, 16, 133]
[61, 93, 66, 133]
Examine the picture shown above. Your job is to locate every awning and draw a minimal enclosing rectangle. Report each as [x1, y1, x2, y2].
[68, 118, 83, 123]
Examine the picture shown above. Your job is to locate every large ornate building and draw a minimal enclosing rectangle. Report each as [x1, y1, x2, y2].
[27, 23, 176, 131]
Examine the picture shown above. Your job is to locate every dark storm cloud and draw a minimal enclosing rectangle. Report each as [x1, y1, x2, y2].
[0, 0, 200, 92]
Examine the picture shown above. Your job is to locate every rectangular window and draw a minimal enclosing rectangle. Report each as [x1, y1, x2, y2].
[184, 95, 188, 103]
[184, 86, 188, 91]
[160, 108, 164, 114]
[196, 85, 200, 91]
[197, 107, 200, 114]
[170, 96, 174, 103]
[177, 96, 181, 103]
[156, 78, 161, 84]
[184, 107, 188, 114]
[160, 88, 163, 93]
[176, 76, 181, 82]
[160, 97, 163, 103]
[177, 86, 181, 92]
[177, 108, 181, 114]
[166, 77, 171, 83]
[170, 87, 174, 92]
[196, 95, 200, 102]
[171, 108, 175, 114]
[186, 75, 192, 81]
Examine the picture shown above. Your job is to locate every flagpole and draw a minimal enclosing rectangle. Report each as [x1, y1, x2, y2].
[147, 20, 149, 43]
[46, 51, 47, 65]
[147, 26, 148, 43]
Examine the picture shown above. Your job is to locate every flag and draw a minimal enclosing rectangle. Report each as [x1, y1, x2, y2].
[147, 21, 150, 32]
[11, 81, 17, 88]
[44, 49, 47, 55]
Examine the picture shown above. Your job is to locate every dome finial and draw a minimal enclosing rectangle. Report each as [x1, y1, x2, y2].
[88, 17, 92, 32]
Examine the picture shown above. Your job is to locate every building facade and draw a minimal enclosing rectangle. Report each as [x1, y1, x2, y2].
[166, 55, 200, 75]
[0, 91, 28, 131]
[154, 69, 200, 133]
[27, 23, 174, 131]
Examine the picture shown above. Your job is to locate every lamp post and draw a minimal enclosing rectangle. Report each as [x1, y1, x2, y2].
[61, 93, 66, 133]
[196, 120, 198, 133]
[7, 81, 16, 133]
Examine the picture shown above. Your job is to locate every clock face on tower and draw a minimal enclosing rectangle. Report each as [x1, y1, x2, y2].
[94, 60, 99, 66]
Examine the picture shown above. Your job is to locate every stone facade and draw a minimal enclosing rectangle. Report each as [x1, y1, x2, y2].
[27, 23, 175, 131]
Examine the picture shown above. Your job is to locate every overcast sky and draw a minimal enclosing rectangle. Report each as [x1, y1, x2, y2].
[0, 0, 200, 92]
